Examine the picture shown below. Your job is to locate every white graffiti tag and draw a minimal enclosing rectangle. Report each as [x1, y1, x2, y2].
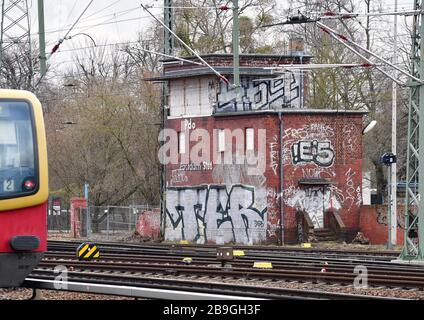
[345, 168, 362, 209]
[291, 140, 335, 167]
[270, 135, 279, 175]
[165, 185, 267, 245]
[284, 185, 342, 228]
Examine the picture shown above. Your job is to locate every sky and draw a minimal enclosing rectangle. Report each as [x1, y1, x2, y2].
[23, 0, 292, 78]
[8, 0, 418, 80]
[27, 0, 163, 73]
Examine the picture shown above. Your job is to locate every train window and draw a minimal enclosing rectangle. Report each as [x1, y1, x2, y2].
[0, 101, 36, 198]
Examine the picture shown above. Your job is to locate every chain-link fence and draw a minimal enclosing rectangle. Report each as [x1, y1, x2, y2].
[78, 205, 159, 241]
[48, 209, 71, 232]
[48, 204, 160, 242]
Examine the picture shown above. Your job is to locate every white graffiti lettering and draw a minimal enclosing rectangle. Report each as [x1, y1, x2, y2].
[345, 168, 362, 209]
[291, 140, 335, 167]
[270, 135, 279, 176]
[170, 169, 188, 185]
[165, 185, 267, 245]
[284, 185, 343, 229]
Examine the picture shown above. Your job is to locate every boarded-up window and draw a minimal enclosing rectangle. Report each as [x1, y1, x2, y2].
[179, 132, 186, 154]
[246, 128, 254, 151]
[218, 129, 225, 152]
[169, 77, 214, 117]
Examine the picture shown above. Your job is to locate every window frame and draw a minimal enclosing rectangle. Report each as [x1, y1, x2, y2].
[0, 99, 39, 200]
[246, 127, 254, 152]
[218, 129, 225, 153]
[178, 131, 186, 154]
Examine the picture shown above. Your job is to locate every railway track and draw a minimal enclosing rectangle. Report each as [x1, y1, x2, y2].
[38, 255, 424, 289]
[27, 268, 398, 300]
[47, 240, 400, 260]
[21, 240, 423, 299]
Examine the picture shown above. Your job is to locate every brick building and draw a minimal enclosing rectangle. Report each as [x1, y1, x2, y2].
[154, 53, 366, 245]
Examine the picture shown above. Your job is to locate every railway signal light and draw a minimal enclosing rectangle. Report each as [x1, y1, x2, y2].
[217, 247, 234, 268]
[380, 152, 397, 166]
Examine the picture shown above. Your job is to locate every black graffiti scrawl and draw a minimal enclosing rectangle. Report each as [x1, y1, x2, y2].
[165, 184, 267, 244]
[291, 140, 335, 167]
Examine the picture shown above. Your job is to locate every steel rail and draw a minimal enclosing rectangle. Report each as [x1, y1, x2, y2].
[25, 269, 404, 300]
[35, 258, 424, 289]
[41, 253, 424, 277]
[47, 240, 401, 256]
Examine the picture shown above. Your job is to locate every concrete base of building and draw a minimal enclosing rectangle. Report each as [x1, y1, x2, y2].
[0, 252, 43, 288]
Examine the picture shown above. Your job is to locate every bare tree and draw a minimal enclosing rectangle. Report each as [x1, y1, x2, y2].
[45, 45, 162, 214]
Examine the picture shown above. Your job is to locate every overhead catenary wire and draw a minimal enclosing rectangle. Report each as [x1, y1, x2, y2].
[127, 47, 203, 66]
[317, 23, 403, 85]
[313, 9, 422, 18]
[49, 0, 95, 57]
[140, 2, 230, 85]
[317, 21, 422, 84]
[34, 0, 96, 88]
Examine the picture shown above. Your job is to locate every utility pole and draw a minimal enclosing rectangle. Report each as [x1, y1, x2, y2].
[389, 0, 398, 249]
[0, 0, 4, 70]
[160, 0, 173, 239]
[232, 0, 240, 95]
[400, 0, 424, 262]
[164, 0, 173, 57]
[37, 0, 46, 77]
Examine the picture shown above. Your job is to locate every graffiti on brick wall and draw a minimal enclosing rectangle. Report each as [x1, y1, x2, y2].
[376, 206, 406, 229]
[342, 123, 360, 154]
[212, 163, 267, 188]
[165, 184, 267, 244]
[301, 167, 336, 179]
[269, 135, 279, 175]
[136, 210, 161, 240]
[284, 185, 343, 228]
[291, 140, 335, 167]
[345, 168, 362, 209]
[170, 169, 188, 185]
[283, 124, 335, 169]
[214, 74, 301, 112]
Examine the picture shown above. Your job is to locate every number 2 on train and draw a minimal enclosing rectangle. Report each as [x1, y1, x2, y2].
[3, 179, 14, 192]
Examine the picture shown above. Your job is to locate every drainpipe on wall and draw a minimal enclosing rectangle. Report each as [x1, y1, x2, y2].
[279, 112, 285, 245]
[300, 55, 304, 109]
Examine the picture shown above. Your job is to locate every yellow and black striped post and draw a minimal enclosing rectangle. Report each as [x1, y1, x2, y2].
[76, 242, 100, 261]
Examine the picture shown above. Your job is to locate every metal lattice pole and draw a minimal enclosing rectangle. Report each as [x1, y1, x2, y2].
[400, 0, 424, 261]
[0, 0, 33, 87]
[160, 0, 173, 239]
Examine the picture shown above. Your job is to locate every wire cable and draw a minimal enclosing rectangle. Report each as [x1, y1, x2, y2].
[49, 0, 95, 57]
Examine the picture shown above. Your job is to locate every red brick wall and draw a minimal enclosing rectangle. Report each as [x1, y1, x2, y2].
[136, 209, 161, 241]
[70, 198, 87, 238]
[360, 205, 405, 245]
[281, 114, 363, 243]
[164, 55, 311, 73]
[163, 112, 364, 244]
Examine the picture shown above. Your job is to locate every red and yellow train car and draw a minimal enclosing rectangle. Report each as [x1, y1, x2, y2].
[0, 89, 48, 287]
